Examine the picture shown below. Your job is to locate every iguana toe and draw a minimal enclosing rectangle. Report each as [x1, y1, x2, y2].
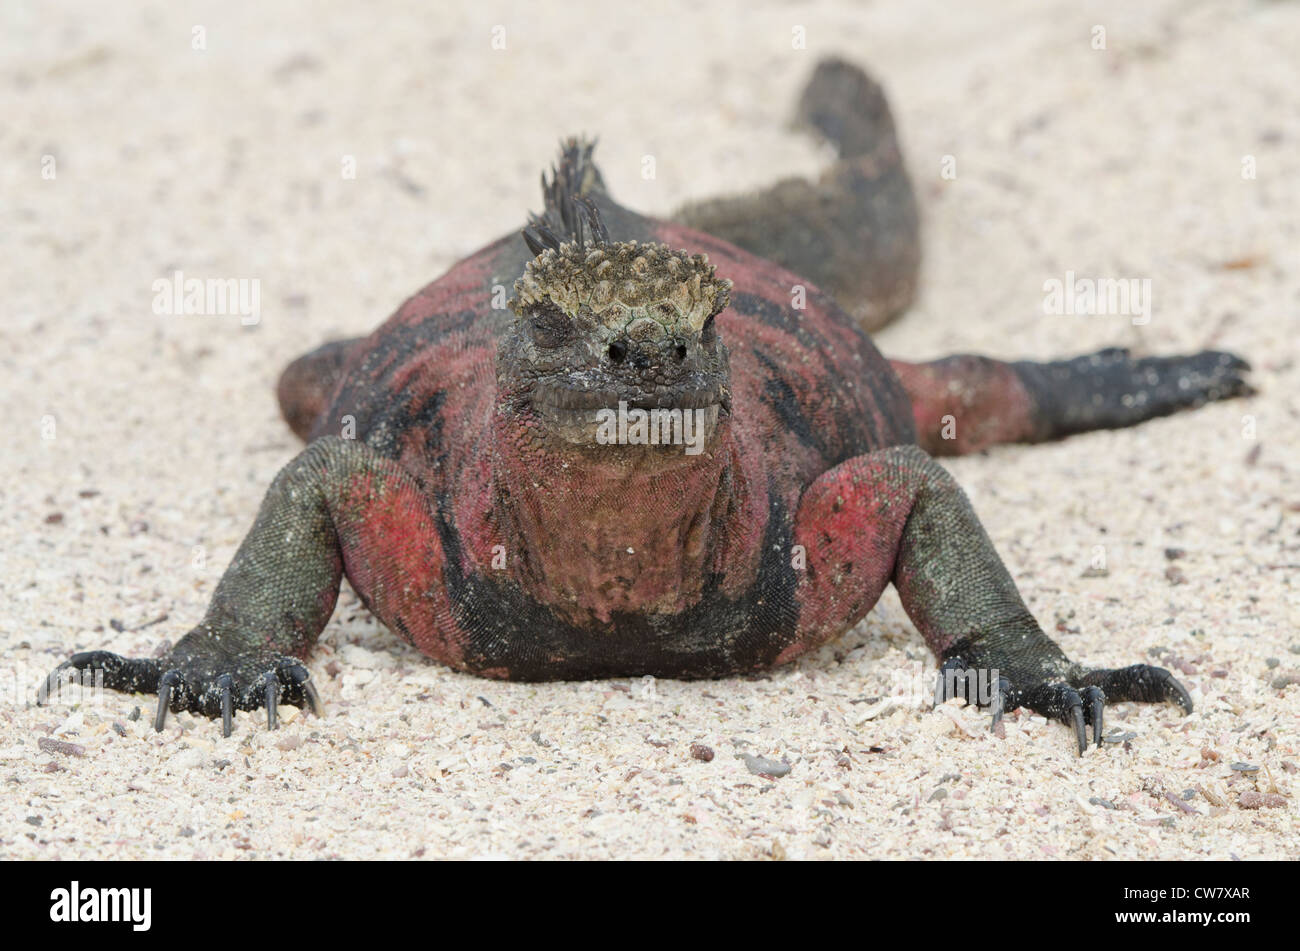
[937, 651, 1190, 755]
[1077, 663, 1194, 715]
[149, 655, 322, 736]
[41, 647, 323, 738]
[38, 650, 160, 706]
[1019, 682, 1091, 755]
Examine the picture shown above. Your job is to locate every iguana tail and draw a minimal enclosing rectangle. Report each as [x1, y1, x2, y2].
[674, 58, 920, 333]
[893, 347, 1253, 456]
[277, 338, 360, 441]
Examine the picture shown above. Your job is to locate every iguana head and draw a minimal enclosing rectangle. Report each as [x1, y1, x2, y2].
[501, 234, 733, 455]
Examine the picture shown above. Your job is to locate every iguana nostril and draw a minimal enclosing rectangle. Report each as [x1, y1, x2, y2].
[674, 344, 687, 361]
[608, 341, 626, 363]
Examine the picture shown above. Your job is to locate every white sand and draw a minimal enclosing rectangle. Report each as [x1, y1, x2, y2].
[3, 0, 1296, 859]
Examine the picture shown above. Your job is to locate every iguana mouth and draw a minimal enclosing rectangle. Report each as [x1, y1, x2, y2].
[532, 381, 727, 412]
[529, 382, 730, 449]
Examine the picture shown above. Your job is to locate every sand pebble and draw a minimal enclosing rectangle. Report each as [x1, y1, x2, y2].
[738, 754, 791, 778]
[37, 737, 85, 758]
[690, 743, 714, 762]
[1237, 792, 1287, 810]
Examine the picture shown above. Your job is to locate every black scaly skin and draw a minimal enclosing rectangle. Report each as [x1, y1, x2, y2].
[675, 57, 921, 334]
[1013, 347, 1254, 441]
[857, 444, 1193, 755]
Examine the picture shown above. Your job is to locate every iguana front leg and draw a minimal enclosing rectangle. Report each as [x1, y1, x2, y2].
[38, 436, 447, 736]
[794, 444, 1191, 754]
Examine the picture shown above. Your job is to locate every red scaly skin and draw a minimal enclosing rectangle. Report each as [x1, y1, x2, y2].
[307, 218, 913, 677]
[890, 357, 1037, 455]
[339, 470, 463, 670]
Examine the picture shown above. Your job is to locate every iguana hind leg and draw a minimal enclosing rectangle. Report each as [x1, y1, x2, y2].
[892, 347, 1253, 455]
[675, 57, 920, 333]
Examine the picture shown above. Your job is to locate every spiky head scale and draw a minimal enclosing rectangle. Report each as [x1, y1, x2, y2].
[511, 240, 732, 336]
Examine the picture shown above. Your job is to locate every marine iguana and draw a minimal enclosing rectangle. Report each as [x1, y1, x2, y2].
[39, 59, 1251, 754]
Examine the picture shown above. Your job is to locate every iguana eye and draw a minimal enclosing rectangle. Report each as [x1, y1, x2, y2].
[529, 303, 573, 348]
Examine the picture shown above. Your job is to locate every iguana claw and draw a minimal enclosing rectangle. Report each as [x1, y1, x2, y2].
[154, 669, 181, 732]
[216, 674, 234, 737]
[39, 649, 323, 737]
[1070, 694, 1087, 755]
[281, 660, 324, 718]
[936, 653, 1189, 756]
[264, 673, 279, 730]
[1082, 685, 1105, 749]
